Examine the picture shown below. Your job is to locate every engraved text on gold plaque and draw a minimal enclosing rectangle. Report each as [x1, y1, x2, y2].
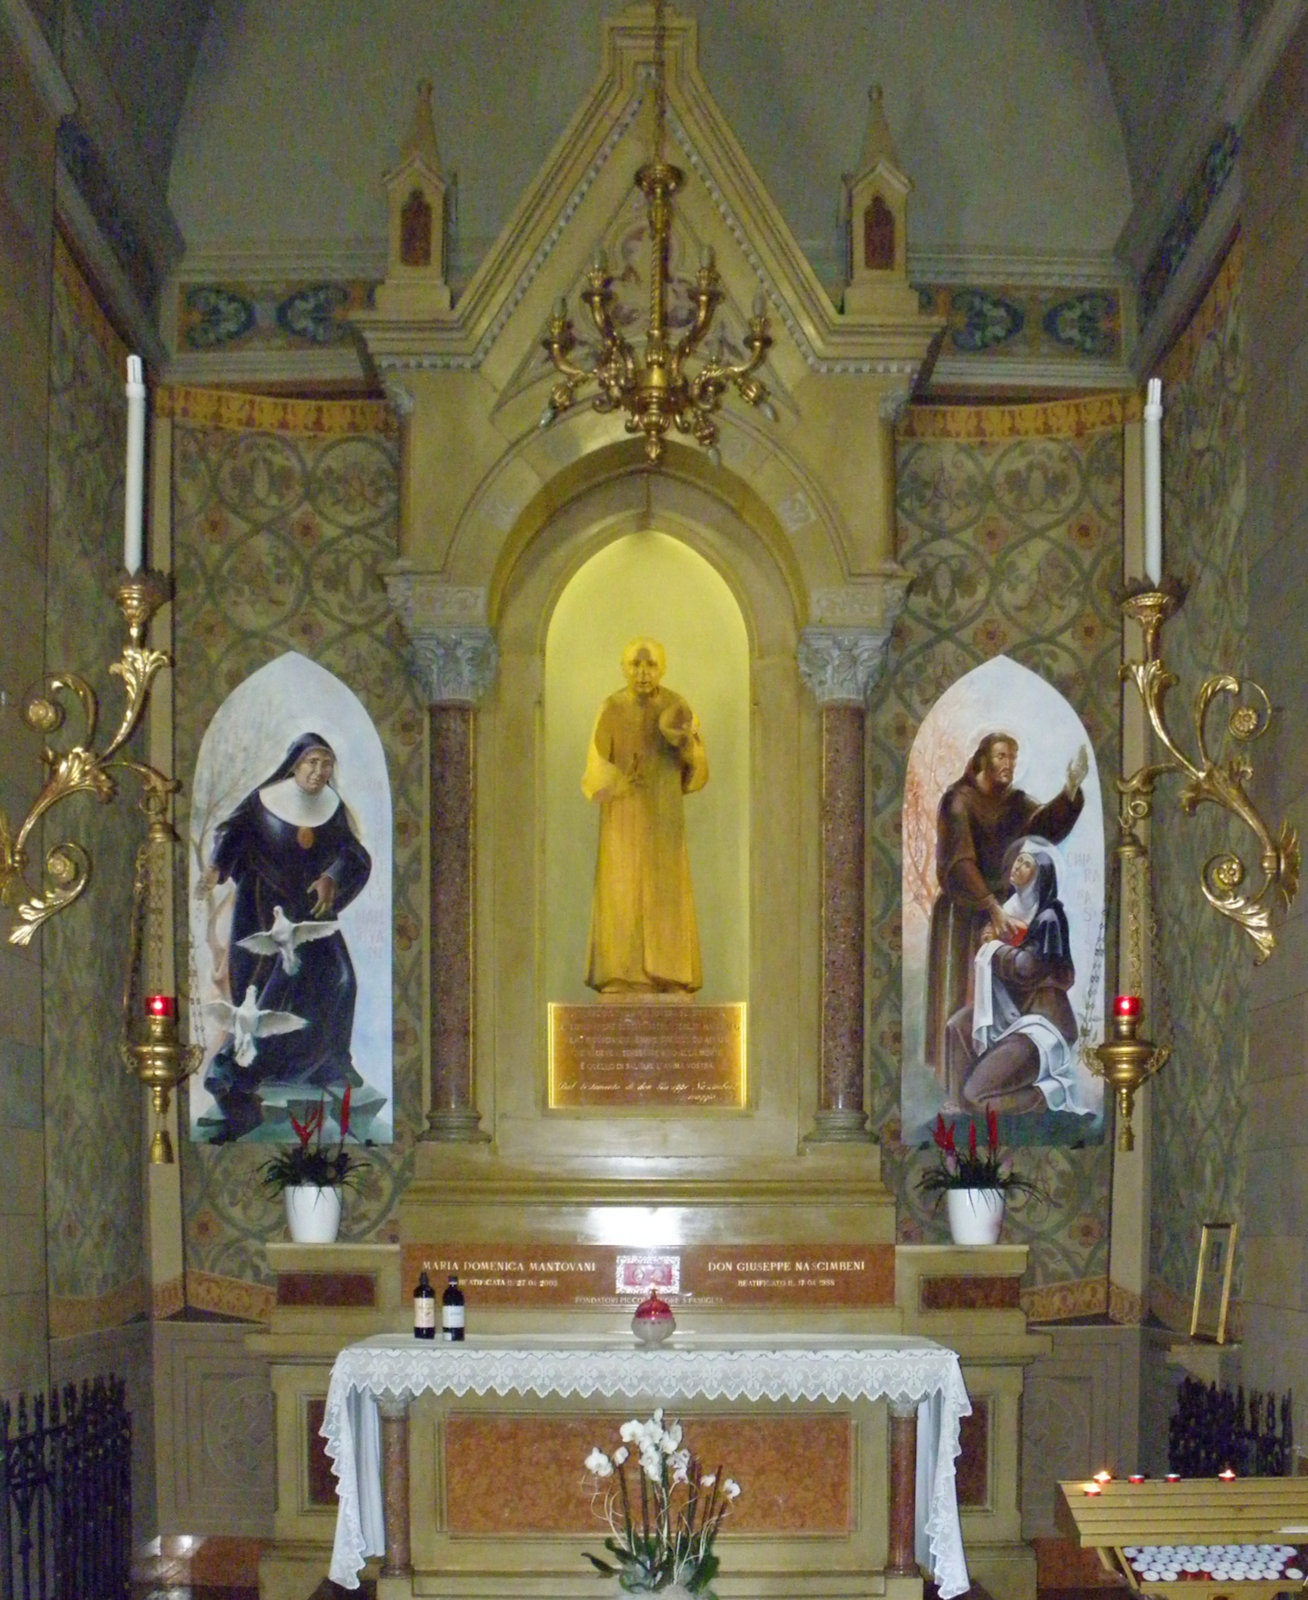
[548, 1002, 745, 1108]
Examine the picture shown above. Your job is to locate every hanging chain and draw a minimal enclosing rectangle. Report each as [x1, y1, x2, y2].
[652, 0, 667, 164]
[1146, 842, 1174, 1055]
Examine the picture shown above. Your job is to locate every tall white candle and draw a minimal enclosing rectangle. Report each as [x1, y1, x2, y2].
[124, 355, 146, 574]
[1142, 377, 1163, 585]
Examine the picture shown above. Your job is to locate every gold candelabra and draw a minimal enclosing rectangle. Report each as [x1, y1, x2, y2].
[540, 0, 776, 465]
[1087, 581, 1300, 1149]
[0, 569, 198, 1161]
[0, 571, 173, 940]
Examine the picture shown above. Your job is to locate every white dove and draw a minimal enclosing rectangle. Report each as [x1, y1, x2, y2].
[236, 904, 339, 975]
[205, 985, 307, 1067]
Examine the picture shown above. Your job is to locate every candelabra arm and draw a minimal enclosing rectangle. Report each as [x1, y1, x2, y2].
[1121, 586, 1301, 962]
[0, 572, 175, 947]
[672, 271, 723, 371]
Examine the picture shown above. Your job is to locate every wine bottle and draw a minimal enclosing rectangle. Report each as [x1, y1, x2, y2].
[442, 1273, 466, 1342]
[413, 1269, 436, 1340]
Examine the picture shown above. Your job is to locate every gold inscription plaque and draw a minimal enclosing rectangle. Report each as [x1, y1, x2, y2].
[548, 1003, 745, 1109]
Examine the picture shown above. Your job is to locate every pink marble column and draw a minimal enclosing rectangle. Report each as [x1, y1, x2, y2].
[428, 703, 484, 1140]
[798, 626, 890, 1143]
[820, 701, 867, 1130]
[379, 1396, 412, 1578]
[384, 574, 497, 1143]
[886, 1397, 920, 1578]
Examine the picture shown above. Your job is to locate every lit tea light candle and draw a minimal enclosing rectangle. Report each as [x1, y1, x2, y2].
[1094, 1470, 1113, 1484]
[1166, 1473, 1180, 1482]
[1083, 1483, 1102, 1496]
[146, 994, 176, 1019]
[1129, 1474, 1146, 1484]
[1219, 1468, 1236, 1480]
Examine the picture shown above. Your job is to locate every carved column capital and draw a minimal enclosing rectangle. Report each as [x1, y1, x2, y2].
[407, 626, 499, 705]
[384, 573, 498, 705]
[797, 625, 892, 705]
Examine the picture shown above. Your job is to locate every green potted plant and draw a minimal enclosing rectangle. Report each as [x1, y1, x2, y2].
[259, 1086, 365, 1243]
[916, 1108, 1044, 1244]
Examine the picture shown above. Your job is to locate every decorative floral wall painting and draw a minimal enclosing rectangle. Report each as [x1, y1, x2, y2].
[901, 655, 1105, 1147]
[187, 652, 393, 1145]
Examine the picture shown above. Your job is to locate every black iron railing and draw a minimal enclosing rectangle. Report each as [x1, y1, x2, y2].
[1169, 1376, 1293, 1478]
[0, 1376, 131, 1600]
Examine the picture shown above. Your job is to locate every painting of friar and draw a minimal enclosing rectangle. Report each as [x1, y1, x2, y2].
[188, 653, 393, 1145]
[901, 656, 1104, 1145]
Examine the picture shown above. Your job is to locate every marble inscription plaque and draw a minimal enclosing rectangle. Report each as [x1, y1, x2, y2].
[548, 1002, 745, 1108]
[402, 1242, 895, 1308]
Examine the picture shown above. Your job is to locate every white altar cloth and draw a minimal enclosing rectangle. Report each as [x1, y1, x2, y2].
[323, 1332, 973, 1596]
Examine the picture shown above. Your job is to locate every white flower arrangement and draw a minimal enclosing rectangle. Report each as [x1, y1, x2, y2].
[583, 1409, 740, 1594]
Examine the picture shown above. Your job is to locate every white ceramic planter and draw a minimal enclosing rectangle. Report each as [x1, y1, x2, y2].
[945, 1187, 1005, 1245]
[284, 1183, 343, 1243]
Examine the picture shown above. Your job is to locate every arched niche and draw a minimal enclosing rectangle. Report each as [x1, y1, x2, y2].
[544, 531, 750, 1008]
[482, 468, 820, 1166]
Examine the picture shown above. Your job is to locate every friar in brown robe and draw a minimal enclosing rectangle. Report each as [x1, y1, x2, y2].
[925, 732, 1087, 1101]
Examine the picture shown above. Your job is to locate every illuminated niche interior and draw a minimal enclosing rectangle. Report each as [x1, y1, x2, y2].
[543, 529, 751, 1010]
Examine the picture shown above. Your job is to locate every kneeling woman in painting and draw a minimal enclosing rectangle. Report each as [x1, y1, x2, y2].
[943, 837, 1088, 1117]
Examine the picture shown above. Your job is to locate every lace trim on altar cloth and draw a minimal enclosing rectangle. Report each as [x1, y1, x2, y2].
[322, 1336, 972, 1597]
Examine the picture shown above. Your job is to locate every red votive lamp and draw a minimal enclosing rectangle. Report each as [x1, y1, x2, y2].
[1166, 1473, 1180, 1482]
[1114, 994, 1142, 1020]
[1129, 1474, 1146, 1484]
[146, 994, 176, 1020]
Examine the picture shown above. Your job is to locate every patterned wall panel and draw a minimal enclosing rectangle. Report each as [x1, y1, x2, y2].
[154, 1319, 275, 1537]
[1148, 242, 1249, 1321]
[165, 388, 423, 1309]
[43, 238, 148, 1330]
[1020, 1324, 1141, 1537]
[883, 398, 1126, 1300]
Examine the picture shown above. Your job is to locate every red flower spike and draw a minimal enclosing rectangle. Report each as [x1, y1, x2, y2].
[339, 1083, 352, 1139]
[986, 1105, 999, 1152]
[969, 1120, 978, 1158]
[933, 1113, 949, 1151]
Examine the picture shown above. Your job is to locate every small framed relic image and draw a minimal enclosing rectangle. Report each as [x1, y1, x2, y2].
[1190, 1222, 1236, 1343]
[616, 1255, 681, 1296]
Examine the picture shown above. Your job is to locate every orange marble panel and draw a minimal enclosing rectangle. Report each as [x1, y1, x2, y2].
[276, 1271, 376, 1307]
[403, 1243, 893, 1309]
[305, 1396, 336, 1508]
[955, 1398, 989, 1508]
[919, 1275, 1021, 1311]
[444, 1413, 853, 1535]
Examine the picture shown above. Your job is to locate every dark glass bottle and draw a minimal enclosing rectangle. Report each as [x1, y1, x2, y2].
[442, 1273, 466, 1342]
[413, 1269, 437, 1340]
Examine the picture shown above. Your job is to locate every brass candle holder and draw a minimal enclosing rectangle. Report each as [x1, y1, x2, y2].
[1087, 580, 1299, 1148]
[0, 570, 175, 943]
[128, 1004, 199, 1165]
[0, 567, 198, 1160]
[1091, 999, 1169, 1153]
[1118, 580, 1298, 961]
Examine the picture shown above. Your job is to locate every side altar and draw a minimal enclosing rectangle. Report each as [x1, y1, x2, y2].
[248, 14, 1046, 1600]
[249, 1233, 1048, 1600]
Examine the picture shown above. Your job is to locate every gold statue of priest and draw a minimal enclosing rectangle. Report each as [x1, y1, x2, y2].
[582, 638, 708, 995]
